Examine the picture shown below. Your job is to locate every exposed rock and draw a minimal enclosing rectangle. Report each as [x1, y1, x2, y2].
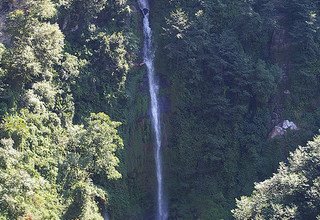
[282, 120, 298, 130]
[270, 126, 285, 139]
[270, 120, 298, 139]
[143, 8, 149, 15]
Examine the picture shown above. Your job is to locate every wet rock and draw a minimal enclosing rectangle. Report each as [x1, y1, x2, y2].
[143, 8, 149, 15]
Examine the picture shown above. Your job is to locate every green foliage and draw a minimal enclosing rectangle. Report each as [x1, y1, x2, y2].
[1, 0, 320, 219]
[62, 0, 139, 121]
[251, 60, 280, 104]
[0, 0, 128, 218]
[155, 0, 320, 218]
[164, 8, 190, 39]
[13, 0, 57, 19]
[62, 0, 108, 24]
[233, 135, 320, 219]
[59, 53, 81, 83]
[100, 32, 130, 73]
[0, 110, 123, 219]
[63, 180, 105, 220]
[77, 113, 123, 180]
[3, 6, 64, 85]
[0, 136, 63, 220]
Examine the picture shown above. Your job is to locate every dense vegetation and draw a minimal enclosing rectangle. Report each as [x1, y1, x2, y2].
[0, 0, 137, 219]
[233, 135, 320, 220]
[154, 0, 320, 218]
[0, 0, 320, 219]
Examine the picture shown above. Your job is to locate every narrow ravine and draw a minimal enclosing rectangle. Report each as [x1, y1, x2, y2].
[138, 0, 168, 219]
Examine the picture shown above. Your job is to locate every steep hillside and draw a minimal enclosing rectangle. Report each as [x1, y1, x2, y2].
[0, 0, 320, 219]
[151, 0, 320, 218]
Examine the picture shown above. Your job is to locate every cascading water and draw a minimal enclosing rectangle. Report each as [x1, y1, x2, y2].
[138, 0, 167, 219]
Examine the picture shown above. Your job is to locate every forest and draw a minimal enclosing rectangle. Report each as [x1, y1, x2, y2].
[0, 0, 320, 219]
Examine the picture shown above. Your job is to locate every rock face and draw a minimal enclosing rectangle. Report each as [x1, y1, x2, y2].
[270, 120, 298, 139]
[143, 8, 149, 15]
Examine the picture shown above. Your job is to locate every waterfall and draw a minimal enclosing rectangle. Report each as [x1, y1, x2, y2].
[103, 210, 109, 220]
[138, 0, 168, 219]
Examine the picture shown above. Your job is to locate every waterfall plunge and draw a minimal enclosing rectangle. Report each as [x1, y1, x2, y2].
[138, 0, 168, 219]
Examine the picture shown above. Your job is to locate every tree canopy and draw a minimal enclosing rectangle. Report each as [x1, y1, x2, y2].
[233, 135, 320, 220]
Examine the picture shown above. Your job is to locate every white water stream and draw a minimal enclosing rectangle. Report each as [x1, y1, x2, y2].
[138, 0, 167, 219]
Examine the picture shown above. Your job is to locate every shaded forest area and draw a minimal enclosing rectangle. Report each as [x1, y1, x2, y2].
[155, 0, 320, 218]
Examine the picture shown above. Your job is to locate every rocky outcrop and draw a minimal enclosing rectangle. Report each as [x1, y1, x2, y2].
[269, 11, 293, 128]
[270, 120, 298, 139]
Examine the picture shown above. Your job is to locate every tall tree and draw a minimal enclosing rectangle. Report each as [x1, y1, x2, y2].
[233, 135, 320, 219]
